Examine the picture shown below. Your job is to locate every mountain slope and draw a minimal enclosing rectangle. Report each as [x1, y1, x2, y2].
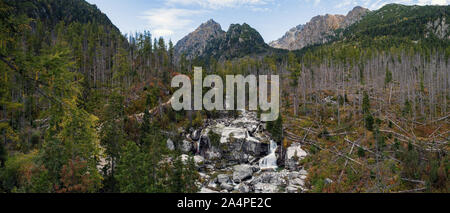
[174, 19, 225, 61]
[175, 21, 275, 61]
[269, 24, 304, 49]
[209, 23, 271, 60]
[5, 0, 120, 33]
[342, 4, 450, 41]
[270, 6, 369, 50]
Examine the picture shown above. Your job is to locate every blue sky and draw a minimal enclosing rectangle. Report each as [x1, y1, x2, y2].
[86, 0, 449, 43]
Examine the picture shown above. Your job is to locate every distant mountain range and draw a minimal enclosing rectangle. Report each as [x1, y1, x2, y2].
[269, 6, 369, 50]
[174, 4, 449, 61]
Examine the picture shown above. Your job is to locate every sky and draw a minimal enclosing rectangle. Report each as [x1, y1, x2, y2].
[86, 0, 449, 44]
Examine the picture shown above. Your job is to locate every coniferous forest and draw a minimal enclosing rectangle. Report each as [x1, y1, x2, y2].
[0, 0, 448, 193]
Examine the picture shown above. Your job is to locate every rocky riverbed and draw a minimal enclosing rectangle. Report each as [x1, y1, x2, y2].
[168, 110, 308, 193]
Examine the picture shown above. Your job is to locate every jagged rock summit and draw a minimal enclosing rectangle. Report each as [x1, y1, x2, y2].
[174, 20, 271, 61]
[174, 19, 225, 61]
[269, 6, 369, 50]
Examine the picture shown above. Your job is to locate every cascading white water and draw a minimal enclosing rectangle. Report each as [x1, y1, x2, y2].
[259, 140, 278, 170]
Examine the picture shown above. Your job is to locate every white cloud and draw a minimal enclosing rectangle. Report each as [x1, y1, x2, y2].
[140, 8, 206, 38]
[304, 0, 322, 7]
[166, 0, 268, 9]
[250, 6, 271, 12]
[336, 0, 356, 8]
[141, 0, 273, 40]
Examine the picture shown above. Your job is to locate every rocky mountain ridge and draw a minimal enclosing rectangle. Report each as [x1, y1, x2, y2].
[174, 20, 271, 61]
[269, 6, 369, 50]
[174, 19, 225, 61]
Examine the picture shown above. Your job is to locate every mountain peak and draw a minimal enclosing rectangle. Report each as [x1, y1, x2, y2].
[174, 19, 226, 61]
[269, 6, 369, 50]
[200, 19, 221, 28]
[174, 21, 270, 61]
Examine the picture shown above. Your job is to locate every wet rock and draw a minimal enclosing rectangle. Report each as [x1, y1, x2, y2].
[199, 187, 219, 193]
[191, 129, 201, 141]
[242, 140, 269, 157]
[247, 125, 257, 136]
[199, 135, 210, 156]
[220, 183, 234, 191]
[238, 184, 250, 193]
[207, 181, 218, 189]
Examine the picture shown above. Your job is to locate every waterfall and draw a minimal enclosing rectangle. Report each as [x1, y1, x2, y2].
[259, 140, 278, 170]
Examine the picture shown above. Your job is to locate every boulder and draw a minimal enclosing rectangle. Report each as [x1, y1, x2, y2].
[194, 155, 204, 165]
[285, 143, 307, 171]
[220, 183, 234, 191]
[238, 184, 250, 193]
[199, 135, 210, 156]
[253, 183, 278, 193]
[299, 169, 308, 176]
[286, 186, 300, 193]
[216, 174, 230, 184]
[180, 154, 189, 163]
[190, 129, 201, 141]
[290, 178, 305, 186]
[252, 172, 287, 186]
[247, 125, 257, 136]
[181, 140, 193, 153]
[166, 138, 175, 151]
[199, 187, 219, 193]
[232, 164, 255, 183]
[242, 140, 269, 157]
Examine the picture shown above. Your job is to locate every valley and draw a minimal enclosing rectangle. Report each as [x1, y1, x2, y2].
[0, 0, 448, 193]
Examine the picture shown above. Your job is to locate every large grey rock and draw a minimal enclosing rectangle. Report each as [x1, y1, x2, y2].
[198, 135, 210, 156]
[180, 154, 189, 164]
[238, 184, 250, 193]
[232, 164, 255, 183]
[251, 172, 287, 186]
[286, 186, 300, 193]
[220, 183, 234, 191]
[290, 178, 305, 186]
[253, 183, 278, 193]
[190, 130, 201, 141]
[194, 155, 204, 165]
[166, 138, 175, 151]
[299, 169, 308, 176]
[216, 174, 230, 184]
[285, 143, 307, 171]
[181, 140, 193, 153]
[199, 187, 219, 193]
